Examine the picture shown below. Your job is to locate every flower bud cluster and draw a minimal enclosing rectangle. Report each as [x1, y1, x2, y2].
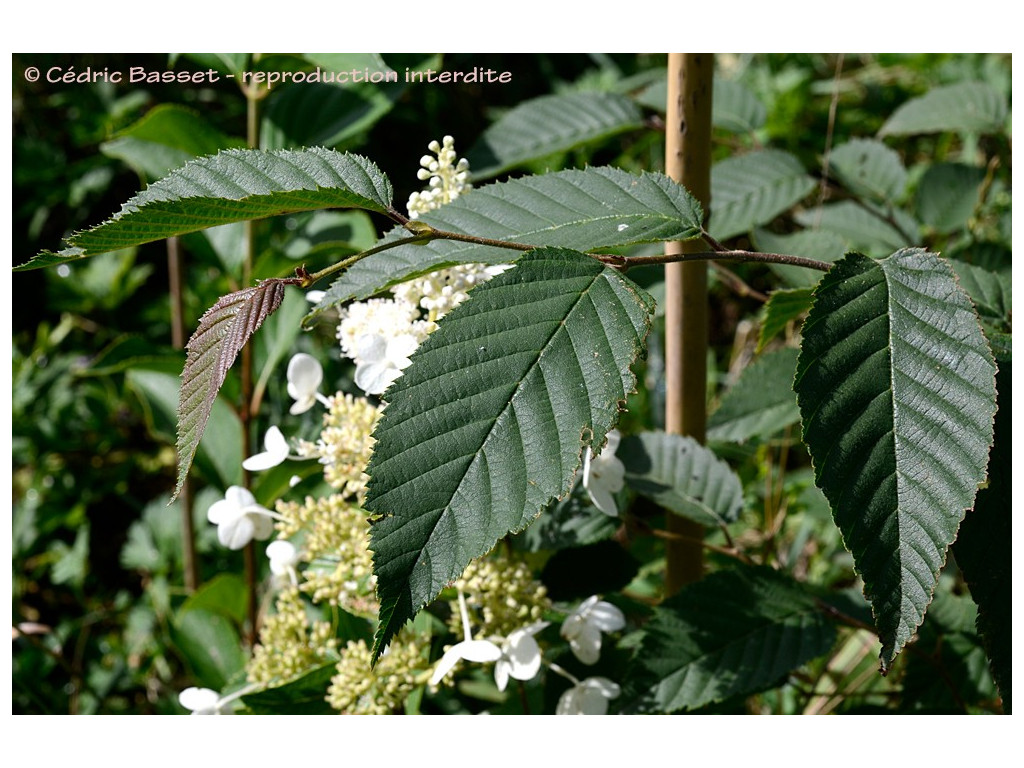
[295, 393, 380, 498]
[450, 550, 552, 641]
[274, 493, 377, 614]
[247, 587, 338, 686]
[393, 263, 514, 322]
[327, 632, 430, 714]
[406, 135, 472, 219]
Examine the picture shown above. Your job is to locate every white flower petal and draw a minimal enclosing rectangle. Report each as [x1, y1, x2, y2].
[218, 512, 255, 550]
[429, 640, 502, 686]
[242, 427, 290, 471]
[287, 354, 323, 414]
[355, 360, 401, 395]
[494, 658, 511, 692]
[356, 333, 388, 364]
[568, 622, 603, 665]
[266, 540, 299, 575]
[458, 639, 504, 663]
[587, 601, 626, 633]
[503, 631, 542, 680]
[179, 687, 220, 713]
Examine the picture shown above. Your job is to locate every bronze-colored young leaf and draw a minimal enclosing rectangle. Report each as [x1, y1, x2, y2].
[174, 279, 294, 500]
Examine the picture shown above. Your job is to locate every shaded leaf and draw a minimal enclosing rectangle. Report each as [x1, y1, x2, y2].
[127, 368, 243, 491]
[312, 166, 702, 313]
[758, 288, 813, 352]
[18, 148, 393, 271]
[171, 608, 247, 690]
[621, 565, 836, 713]
[514, 491, 619, 552]
[708, 347, 801, 443]
[709, 149, 816, 241]
[794, 200, 920, 256]
[174, 279, 293, 499]
[465, 91, 645, 180]
[915, 163, 987, 233]
[620, 432, 743, 526]
[829, 138, 907, 203]
[100, 103, 244, 180]
[794, 249, 997, 670]
[879, 81, 1008, 136]
[633, 77, 766, 134]
[365, 248, 654, 661]
[952, 362, 1011, 712]
[241, 663, 338, 714]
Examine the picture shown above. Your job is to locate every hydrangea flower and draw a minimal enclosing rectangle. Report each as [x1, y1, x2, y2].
[561, 595, 626, 665]
[178, 686, 233, 715]
[353, 333, 418, 395]
[556, 677, 621, 715]
[266, 540, 300, 586]
[582, 430, 625, 516]
[286, 353, 328, 414]
[493, 622, 548, 692]
[207, 486, 277, 550]
[242, 426, 291, 471]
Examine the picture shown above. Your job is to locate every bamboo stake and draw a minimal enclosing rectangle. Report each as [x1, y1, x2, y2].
[663, 53, 713, 595]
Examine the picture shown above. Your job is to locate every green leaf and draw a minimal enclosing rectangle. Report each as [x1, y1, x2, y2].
[313, 166, 702, 312]
[794, 249, 997, 670]
[365, 248, 655, 661]
[949, 259, 1012, 328]
[708, 347, 801, 443]
[174, 279, 292, 500]
[915, 163, 987, 233]
[901, 590, 999, 712]
[633, 77, 766, 134]
[710, 79, 767, 133]
[952, 362, 1011, 712]
[620, 432, 743, 526]
[126, 368, 243, 490]
[179, 574, 248, 626]
[261, 81, 404, 151]
[709, 149, 816, 241]
[171, 608, 247, 690]
[829, 138, 907, 203]
[758, 288, 813, 352]
[793, 200, 919, 256]
[465, 91, 645, 180]
[513, 491, 619, 552]
[879, 81, 1009, 136]
[18, 148, 394, 271]
[241, 662, 338, 714]
[621, 565, 837, 713]
[100, 103, 244, 180]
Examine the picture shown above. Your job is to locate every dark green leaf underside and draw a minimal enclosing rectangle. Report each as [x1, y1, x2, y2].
[365, 248, 655, 662]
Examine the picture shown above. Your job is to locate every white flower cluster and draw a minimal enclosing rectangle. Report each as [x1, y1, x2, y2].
[406, 135, 471, 219]
[393, 263, 513, 322]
